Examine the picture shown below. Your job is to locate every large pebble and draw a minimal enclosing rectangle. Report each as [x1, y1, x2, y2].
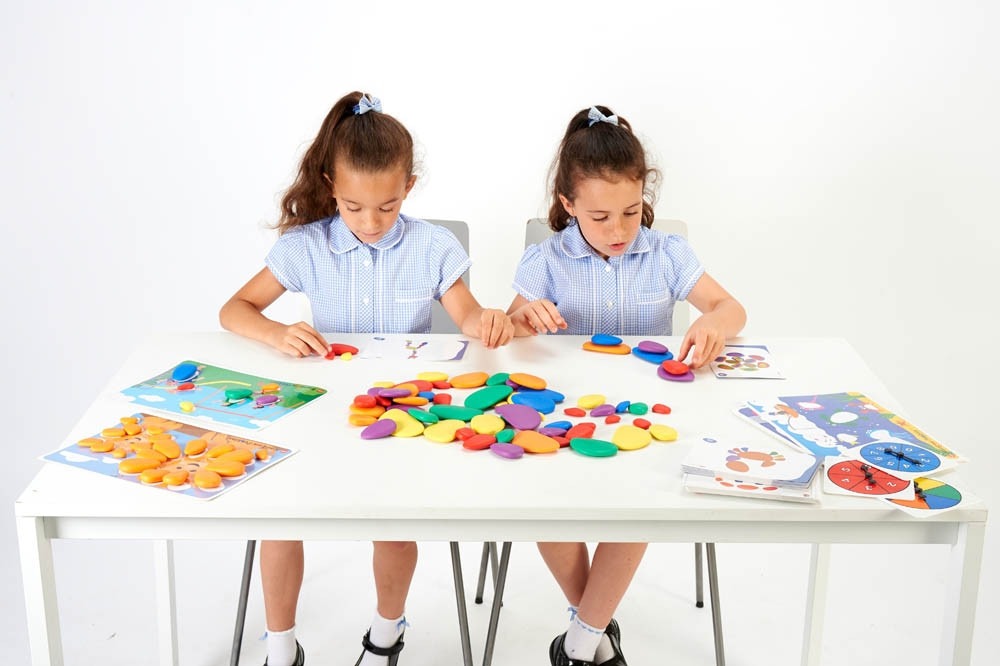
[650, 424, 679, 441]
[508, 372, 547, 390]
[429, 405, 484, 421]
[582, 341, 631, 354]
[631, 347, 674, 364]
[450, 372, 489, 389]
[569, 438, 618, 457]
[464, 385, 513, 411]
[378, 410, 424, 437]
[424, 419, 466, 443]
[512, 430, 560, 453]
[612, 425, 652, 450]
[470, 414, 506, 435]
[512, 392, 556, 414]
[494, 403, 542, 430]
[591, 333, 622, 346]
[577, 394, 606, 409]
[657, 365, 695, 382]
[361, 419, 397, 439]
[490, 442, 524, 459]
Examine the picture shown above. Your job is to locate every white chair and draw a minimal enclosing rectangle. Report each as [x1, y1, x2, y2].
[474, 218, 725, 666]
[230, 219, 476, 666]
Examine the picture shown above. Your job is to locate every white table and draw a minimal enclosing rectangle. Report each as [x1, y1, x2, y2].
[16, 333, 987, 666]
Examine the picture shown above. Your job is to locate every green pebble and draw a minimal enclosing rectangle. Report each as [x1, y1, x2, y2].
[225, 388, 253, 401]
[569, 437, 618, 458]
[429, 404, 484, 422]
[464, 385, 513, 411]
[628, 402, 649, 415]
[486, 372, 510, 386]
[408, 409, 440, 425]
[496, 429, 515, 443]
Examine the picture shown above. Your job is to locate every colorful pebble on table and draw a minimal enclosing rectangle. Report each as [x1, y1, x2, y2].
[346, 368, 682, 460]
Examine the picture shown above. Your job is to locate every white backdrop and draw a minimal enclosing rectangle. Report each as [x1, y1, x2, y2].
[2, 1, 997, 664]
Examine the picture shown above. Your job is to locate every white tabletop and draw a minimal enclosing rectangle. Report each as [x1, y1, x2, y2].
[15, 332, 987, 542]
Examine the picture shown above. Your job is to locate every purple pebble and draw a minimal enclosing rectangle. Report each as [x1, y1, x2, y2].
[538, 426, 567, 437]
[657, 365, 695, 382]
[378, 387, 412, 399]
[638, 340, 668, 354]
[495, 403, 542, 430]
[361, 419, 397, 439]
[590, 404, 616, 417]
[490, 442, 525, 459]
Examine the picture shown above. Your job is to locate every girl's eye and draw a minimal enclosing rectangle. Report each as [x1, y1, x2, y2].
[346, 207, 361, 213]
[593, 216, 609, 222]
[379, 207, 394, 213]
[625, 211, 639, 217]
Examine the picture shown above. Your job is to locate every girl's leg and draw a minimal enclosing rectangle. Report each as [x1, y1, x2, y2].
[575, 542, 648, 628]
[261, 540, 304, 631]
[372, 540, 418, 617]
[537, 542, 591, 606]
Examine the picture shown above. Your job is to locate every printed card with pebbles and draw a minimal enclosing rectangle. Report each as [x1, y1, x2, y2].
[43, 413, 294, 500]
[347, 369, 680, 459]
[710, 345, 784, 379]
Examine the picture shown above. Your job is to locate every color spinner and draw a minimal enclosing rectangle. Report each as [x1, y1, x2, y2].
[888, 477, 963, 512]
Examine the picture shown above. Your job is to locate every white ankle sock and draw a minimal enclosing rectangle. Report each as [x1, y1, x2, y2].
[594, 633, 614, 663]
[360, 612, 406, 666]
[564, 615, 603, 661]
[265, 626, 297, 666]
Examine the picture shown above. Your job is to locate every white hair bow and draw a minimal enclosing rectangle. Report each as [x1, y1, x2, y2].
[353, 94, 382, 115]
[587, 106, 619, 127]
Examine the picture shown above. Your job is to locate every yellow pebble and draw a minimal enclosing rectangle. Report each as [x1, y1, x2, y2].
[417, 371, 448, 382]
[340, 352, 353, 360]
[393, 396, 429, 406]
[184, 438, 208, 456]
[377, 410, 424, 437]
[470, 414, 505, 435]
[612, 425, 652, 451]
[179, 401, 195, 413]
[260, 383, 280, 393]
[577, 394, 606, 409]
[649, 424, 678, 442]
[372, 381, 394, 388]
[423, 419, 465, 443]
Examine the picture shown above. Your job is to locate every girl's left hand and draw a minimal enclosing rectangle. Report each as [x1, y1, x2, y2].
[677, 317, 726, 369]
[479, 309, 515, 348]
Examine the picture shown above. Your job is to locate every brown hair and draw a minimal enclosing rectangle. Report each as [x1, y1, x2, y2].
[277, 91, 414, 233]
[547, 105, 660, 232]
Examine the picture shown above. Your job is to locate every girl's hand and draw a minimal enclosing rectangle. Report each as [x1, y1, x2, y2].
[479, 309, 515, 348]
[677, 316, 726, 369]
[511, 299, 567, 335]
[266, 321, 329, 358]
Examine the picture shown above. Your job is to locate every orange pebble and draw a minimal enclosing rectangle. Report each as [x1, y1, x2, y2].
[350, 404, 386, 418]
[218, 449, 254, 464]
[119, 457, 162, 474]
[123, 423, 143, 436]
[163, 470, 189, 486]
[205, 460, 246, 477]
[349, 413, 378, 426]
[508, 372, 546, 390]
[134, 448, 167, 462]
[393, 396, 429, 406]
[206, 443, 235, 459]
[193, 469, 222, 489]
[139, 468, 169, 484]
[392, 382, 420, 396]
[353, 394, 377, 408]
[184, 438, 208, 456]
[449, 372, 489, 389]
[78, 437, 103, 448]
[633, 418, 651, 430]
[604, 414, 622, 425]
[153, 440, 181, 460]
[255, 449, 271, 461]
[652, 403, 671, 414]
[111, 448, 128, 459]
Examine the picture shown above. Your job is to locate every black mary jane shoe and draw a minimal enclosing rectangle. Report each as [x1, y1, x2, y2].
[597, 619, 627, 666]
[354, 629, 405, 666]
[263, 640, 305, 666]
[548, 633, 596, 666]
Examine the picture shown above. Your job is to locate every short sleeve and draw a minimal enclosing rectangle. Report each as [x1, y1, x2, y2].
[430, 226, 472, 299]
[265, 229, 307, 293]
[511, 244, 555, 302]
[664, 234, 705, 301]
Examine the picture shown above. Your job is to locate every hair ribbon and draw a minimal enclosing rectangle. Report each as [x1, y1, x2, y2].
[353, 94, 382, 115]
[587, 106, 618, 127]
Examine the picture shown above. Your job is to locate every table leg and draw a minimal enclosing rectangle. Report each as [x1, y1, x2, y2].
[481, 542, 511, 666]
[938, 522, 985, 666]
[800, 543, 830, 666]
[153, 540, 179, 666]
[449, 542, 473, 666]
[16, 516, 64, 666]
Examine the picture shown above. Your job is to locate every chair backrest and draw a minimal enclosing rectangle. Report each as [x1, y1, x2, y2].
[294, 218, 469, 334]
[524, 217, 691, 333]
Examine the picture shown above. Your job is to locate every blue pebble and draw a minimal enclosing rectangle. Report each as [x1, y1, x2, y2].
[615, 400, 631, 413]
[511, 392, 556, 414]
[418, 391, 435, 400]
[591, 333, 623, 346]
[546, 420, 573, 430]
[517, 387, 565, 403]
[171, 362, 198, 382]
[631, 347, 674, 365]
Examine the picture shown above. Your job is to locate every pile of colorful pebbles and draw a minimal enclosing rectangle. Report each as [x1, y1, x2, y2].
[76, 414, 270, 490]
[583, 334, 695, 382]
[348, 371, 679, 459]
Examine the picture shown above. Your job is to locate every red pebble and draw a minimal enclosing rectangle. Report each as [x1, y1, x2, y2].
[176, 382, 195, 391]
[455, 428, 476, 441]
[564, 407, 587, 417]
[661, 360, 690, 375]
[552, 436, 570, 448]
[604, 414, 622, 424]
[403, 379, 433, 392]
[432, 380, 452, 390]
[353, 394, 377, 408]
[326, 342, 360, 359]
[566, 422, 597, 439]
[632, 418, 651, 430]
[432, 393, 452, 405]
[463, 434, 497, 451]
[652, 403, 671, 414]
[375, 395, 392, 407]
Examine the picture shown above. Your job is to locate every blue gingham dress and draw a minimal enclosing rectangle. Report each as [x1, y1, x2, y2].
[511, 220, 704, 335]
[266, 213, 471, 333]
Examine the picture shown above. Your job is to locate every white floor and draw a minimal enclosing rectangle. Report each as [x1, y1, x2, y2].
[21, 537, 962, 666]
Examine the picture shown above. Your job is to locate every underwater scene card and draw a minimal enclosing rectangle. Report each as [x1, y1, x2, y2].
[710, 345, 784, 379]
[121, 360, 326, 432]
[357, 335, 469, 361]
[682, 472, 819, 503]
[682, 434, 821, 487]
[42, 413, 295, 500]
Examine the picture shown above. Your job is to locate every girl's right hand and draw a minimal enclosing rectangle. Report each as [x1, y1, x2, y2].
[267, 321, 329, 358]
[512, 299, 567, 335]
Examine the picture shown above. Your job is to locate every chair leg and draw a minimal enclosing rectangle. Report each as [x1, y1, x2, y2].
[706, 543, 726, 666]
[449, 542, 474, 666]
[481, 542, 512, 666]
[694, 542, 705, 608]
[231, 540, 256, 666]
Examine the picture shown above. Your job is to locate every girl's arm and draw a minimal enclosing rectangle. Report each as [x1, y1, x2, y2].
[679, 272, 747, 368]
[440, 279, 514, 348]
[507, 294, 567, 336]
[219, 267, 328, 357]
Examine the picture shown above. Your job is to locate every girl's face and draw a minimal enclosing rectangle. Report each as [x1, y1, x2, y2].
[560, 176, 644, 259]
[331, 162, 416, 244]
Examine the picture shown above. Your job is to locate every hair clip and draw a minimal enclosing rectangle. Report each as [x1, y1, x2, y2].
[353, 94, 382, 115]
[587, 106, 619, 127]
